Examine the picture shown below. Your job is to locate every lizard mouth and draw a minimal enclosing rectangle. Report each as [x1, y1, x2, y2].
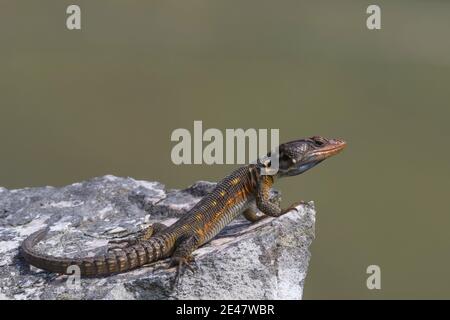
[310, 139, 346, 160]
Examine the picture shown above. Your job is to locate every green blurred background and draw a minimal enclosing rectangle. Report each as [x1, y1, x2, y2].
[1, 0, 449, 299]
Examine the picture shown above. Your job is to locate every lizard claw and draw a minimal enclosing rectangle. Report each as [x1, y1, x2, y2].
[170, 256, 196, 273]
[290, 200, 307, 211]
[169, 256, 196, 289]
[281, 200, 306, 214]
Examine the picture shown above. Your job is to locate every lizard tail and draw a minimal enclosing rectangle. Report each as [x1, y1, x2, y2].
[21, 228, 163, 277]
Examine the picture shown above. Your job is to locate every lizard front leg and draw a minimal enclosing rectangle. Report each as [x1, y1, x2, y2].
[255, 175, 304, 217]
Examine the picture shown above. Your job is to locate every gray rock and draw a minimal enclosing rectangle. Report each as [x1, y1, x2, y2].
[0, 175, 315, 300]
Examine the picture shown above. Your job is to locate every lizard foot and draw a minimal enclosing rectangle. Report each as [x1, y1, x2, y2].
[286, 200, 307, 212]
[169, 256, 196, 289]
[279, 200, 307, 215]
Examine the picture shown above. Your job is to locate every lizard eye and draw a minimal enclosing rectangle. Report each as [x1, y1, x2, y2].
[312, 137, 325, 147]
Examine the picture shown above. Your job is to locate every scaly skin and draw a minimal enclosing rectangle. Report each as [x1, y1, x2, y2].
[21, 136, 346, 277]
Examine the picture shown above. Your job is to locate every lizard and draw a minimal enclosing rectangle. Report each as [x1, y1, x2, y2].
[21, 136, 346, 279]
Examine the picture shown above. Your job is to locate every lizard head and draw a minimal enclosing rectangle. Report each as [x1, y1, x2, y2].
[275, 136, 346, 177]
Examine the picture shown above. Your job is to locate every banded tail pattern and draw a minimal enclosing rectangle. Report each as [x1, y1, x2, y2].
[21, 228, 172, 276]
